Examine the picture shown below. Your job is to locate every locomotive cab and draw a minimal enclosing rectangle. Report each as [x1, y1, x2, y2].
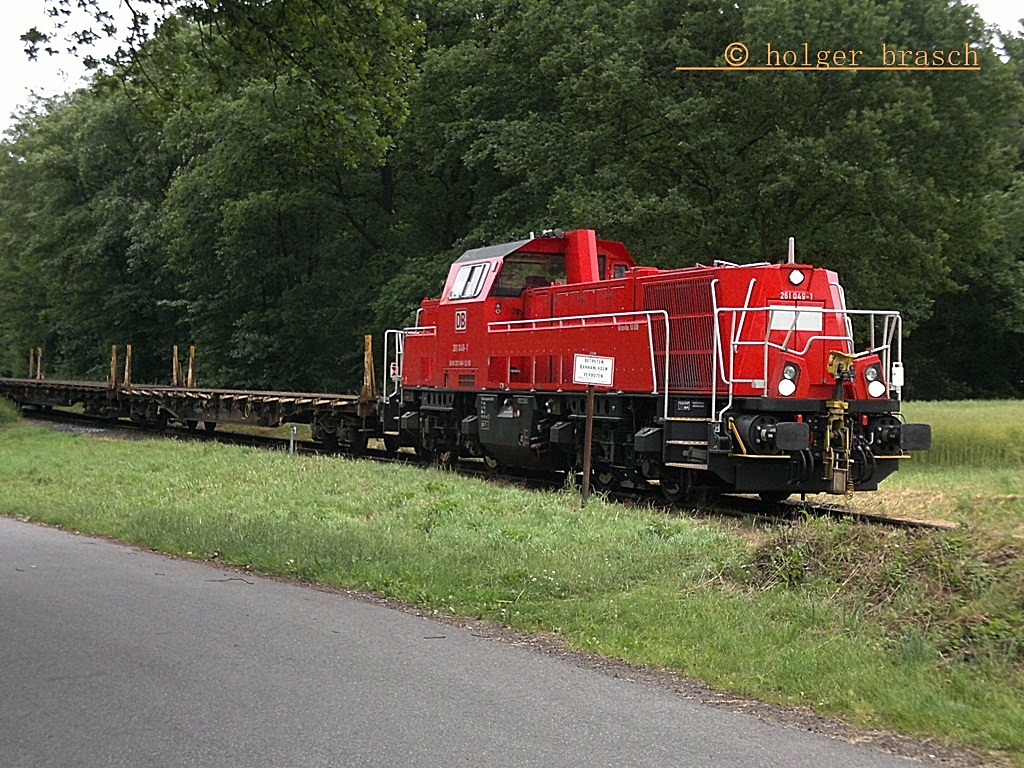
[399, 230, 636, 393]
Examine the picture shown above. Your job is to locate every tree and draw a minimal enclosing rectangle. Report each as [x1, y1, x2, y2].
[378, 0, 1023, 392]
[6, 0, 1023, 399]
[7, 1, 420, 389]
[154, 76, 390, 389]
[905, 27, 1024, 399]
[30, 0, 419, 168]
[0, 85, 180, 380]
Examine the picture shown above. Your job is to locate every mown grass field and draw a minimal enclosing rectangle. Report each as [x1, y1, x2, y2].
[1, 399, 1022, 763]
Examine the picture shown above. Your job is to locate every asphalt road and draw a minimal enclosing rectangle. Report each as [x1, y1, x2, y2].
[1, 516, 932, 768]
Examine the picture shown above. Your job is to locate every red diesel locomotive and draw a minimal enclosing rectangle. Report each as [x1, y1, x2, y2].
[382, 229, 930, 501]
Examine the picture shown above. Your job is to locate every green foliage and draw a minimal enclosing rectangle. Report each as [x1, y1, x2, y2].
[5, 0, 420, 388]
[36, 1, 419, 157]
[3, 0, 1024, 397]
[0, 87, 179, 380]
[749, 518, 1024, 672]
[0, 398, 20, 425]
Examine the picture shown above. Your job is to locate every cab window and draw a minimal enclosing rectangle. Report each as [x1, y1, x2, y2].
[492, 253, 567, 298]
[448, 262, 489, 300]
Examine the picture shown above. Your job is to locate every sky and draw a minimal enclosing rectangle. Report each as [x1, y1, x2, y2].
[1, 0, 1023, 135]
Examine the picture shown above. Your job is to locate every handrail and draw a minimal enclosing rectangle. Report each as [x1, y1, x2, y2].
[389, 301, 902, 428]
[384, 326, 436, 400]
[712, 304, 904, 421]
[383, 329, 402, 400]
[710, 279, 723, 419]
[489, 310, 671, 418]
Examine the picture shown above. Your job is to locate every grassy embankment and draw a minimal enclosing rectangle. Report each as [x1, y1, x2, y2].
[1, 399, 1022, 762]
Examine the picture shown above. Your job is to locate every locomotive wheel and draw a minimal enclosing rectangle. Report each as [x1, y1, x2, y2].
[659, 468, 687, 504]
[661, 480, 685, 504]
[383, 434, 401, 455]
[758, 491, 791, 504]
[483, 455, 501, 474]
[350, 433, 368, 455]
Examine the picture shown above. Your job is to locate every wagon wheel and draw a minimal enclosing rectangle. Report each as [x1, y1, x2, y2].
[434, 444, 460, 469]
[593, 465, 617, 492]
[757, 491, 791, 504]
[383, 434, 401, 455]
[311, 421, 339, 450]
[346, 426, 369, 456]
[203, 421, 217, 434]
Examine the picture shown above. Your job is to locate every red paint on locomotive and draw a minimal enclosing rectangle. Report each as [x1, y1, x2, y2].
[387, 229, 929, 499]
[402, 230, 884, 403]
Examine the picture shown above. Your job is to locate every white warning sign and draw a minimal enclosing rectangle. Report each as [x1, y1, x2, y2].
[572, 354, 615, 387]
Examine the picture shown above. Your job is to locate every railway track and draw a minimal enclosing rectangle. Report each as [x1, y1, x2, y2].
[19, 405, 955, 531]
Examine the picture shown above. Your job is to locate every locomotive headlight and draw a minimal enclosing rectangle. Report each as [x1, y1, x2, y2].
[778, 362, 799, 396]
[868, 380, 887, 398]
[788, 270, 805, 286]
[864, 365, 886, 397]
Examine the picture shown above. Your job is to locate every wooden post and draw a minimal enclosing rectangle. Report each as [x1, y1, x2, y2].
[581, 383, 595, 508]
[172, 345, 181, 387]
[362, 335, 377, 399]
[123, 344, 132, 388]
[29, 348, 35, 379]
[108, 345, 119, 388]
[359, 335, 376, 418]
[35, 347, 43, 380]
[187, 346, 196, 388]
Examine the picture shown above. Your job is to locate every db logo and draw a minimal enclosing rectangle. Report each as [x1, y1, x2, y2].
[455, 310, 468, 332]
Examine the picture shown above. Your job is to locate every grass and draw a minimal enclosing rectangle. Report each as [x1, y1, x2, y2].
[1, 397, 1022, 762]
[902, 401, 1024, 470]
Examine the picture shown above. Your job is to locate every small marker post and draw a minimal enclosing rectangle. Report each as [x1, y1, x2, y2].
[572, 353, 615, 508]
[581, 383, 595, 508]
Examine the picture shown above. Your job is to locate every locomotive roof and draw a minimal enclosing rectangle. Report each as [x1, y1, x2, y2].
[454, 238, 533, 263]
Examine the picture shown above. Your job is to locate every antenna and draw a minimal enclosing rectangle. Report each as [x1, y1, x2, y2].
[787, 237, 796, 264]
